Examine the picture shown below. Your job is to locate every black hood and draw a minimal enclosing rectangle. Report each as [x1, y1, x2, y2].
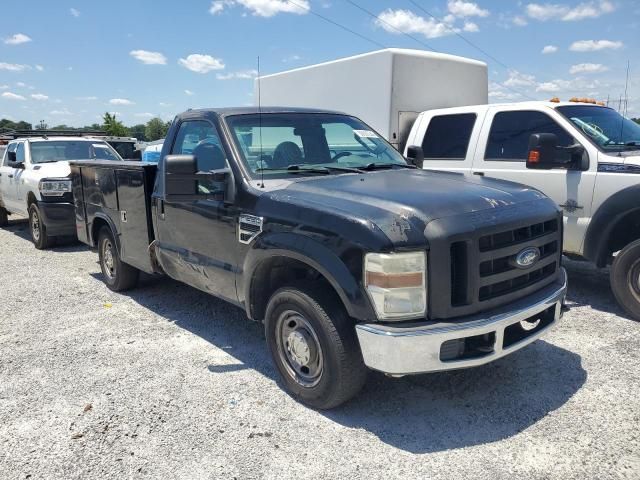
[261, 168, 553, 249]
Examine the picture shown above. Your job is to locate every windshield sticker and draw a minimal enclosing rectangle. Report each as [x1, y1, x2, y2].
[353, 130, 378, 139]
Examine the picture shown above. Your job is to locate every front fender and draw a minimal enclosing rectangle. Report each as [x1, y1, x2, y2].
[241, 231, 376, 322]
[90, 212, 121, 252]
[583, 184, 640, 266]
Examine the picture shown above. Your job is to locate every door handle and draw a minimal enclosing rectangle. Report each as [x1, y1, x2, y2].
[8, 174, 14, 178]
[473, 171, 485, 176]
[159, 199, 165, 220]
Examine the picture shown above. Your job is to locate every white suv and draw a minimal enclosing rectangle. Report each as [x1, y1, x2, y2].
[405, 101, 640, 319]
[0, 136, 122, 248]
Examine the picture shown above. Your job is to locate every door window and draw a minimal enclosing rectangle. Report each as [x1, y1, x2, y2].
[2, 143, 17, 166]
[485, 111, 575, 161]
[422, 113, 476, 160]
[171, 120, 227, 194]
[15, 142, 25, 163]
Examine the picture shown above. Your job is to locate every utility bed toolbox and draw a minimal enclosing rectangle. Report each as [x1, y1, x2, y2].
[70, 161, 157, 273]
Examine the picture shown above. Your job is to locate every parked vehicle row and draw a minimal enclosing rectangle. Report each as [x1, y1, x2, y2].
[1, 48, 637, 409]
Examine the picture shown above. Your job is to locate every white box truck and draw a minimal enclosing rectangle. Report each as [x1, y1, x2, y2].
[256, 48, 488, 150]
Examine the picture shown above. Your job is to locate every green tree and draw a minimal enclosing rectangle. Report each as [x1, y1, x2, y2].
[129, 124, 147, 141]
[145, 117, 169, 141]
[633, 118, 640, 125]
[102, 112, 129, 137]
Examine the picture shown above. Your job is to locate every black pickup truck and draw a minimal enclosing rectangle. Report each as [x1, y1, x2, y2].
[71, 107, 567, 409]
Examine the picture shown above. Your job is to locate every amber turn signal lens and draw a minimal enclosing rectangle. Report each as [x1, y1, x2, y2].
[528, 150, 540, 163]
[366, 271, 423, 289]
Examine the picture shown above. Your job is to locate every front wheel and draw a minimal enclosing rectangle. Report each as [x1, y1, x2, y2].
[29, 203, 55, 249]
[265, 285, 368, 409]
[98, 227, 139, 291]
[610, 239, 640, 321]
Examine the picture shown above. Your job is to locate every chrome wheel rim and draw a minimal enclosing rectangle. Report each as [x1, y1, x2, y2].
[102, 239, 116, 280]
[276, 310, 323, 387]
[31, 210, 40, 242]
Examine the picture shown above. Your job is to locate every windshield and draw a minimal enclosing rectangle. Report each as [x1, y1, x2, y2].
[226, 113, 408, 178]
[30, 140, 122, 163]
[556, 105, 640, 152]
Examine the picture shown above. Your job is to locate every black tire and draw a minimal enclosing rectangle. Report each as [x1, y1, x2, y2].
[265, 285, 368, 409]
[97, 227, 139, 291]
[611, 239, 640, 321]
[28, 203, 56, 249]
[0, 207, 8, 227]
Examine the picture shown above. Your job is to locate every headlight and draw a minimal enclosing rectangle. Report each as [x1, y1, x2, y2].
[364, 251, 426, 320]
[39, 178, 72, 197]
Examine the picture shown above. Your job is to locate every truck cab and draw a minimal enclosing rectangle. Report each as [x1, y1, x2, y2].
[405, 101, 640, 319]
[0, 136, 122, 248]
[72, 107, 567, 409]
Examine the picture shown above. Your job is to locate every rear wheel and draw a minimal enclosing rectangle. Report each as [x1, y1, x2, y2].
[265, 285, 368, 409]
[0, 207, 8, 227]
[610, 239, 640, 321]
[98, 227, 139, 291]
[29, 203, 55, 249]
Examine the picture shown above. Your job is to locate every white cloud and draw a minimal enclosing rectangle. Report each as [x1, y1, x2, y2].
[375, 9, 456, 39]
[178, 54, 225, 73]
[159, 102, 172, 107]
[463, 21, 479, 32]
[513, 15, 528, 26]
[535, 79, 574, 92]
[1, 92, 26, 100]
[109, 98, 134, 105]
[50, 109, 73, 116]
[488, 82, 523, 101]
[209, 0, 310, 17]
[0, 84, 8, 89]
[447, 1, 489, 18]
[184, 89, 195, 96]
[216, 69, 258, 80]
[4, 33, 32, 45]
[526, 1, 615, 22]
[31, 93, 48, 101]
[0, 62, 29, 72]
[569, 63, 609, 74]
[134, 112, 155, 119]
[130, 50, 167, 65]
[282, 54, 302, 63]
[70, 8, 80, 17]
[542, 45, 558, 54]
[16, 82, 26, 87]
[76, 96, 98, 101]
[35, 64, 44, 71]
[504, 70, 537, 87]
[569, 39, 623, 51]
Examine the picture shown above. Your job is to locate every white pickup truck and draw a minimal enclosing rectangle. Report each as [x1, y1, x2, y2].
[403, 102, 640, 320]
[258, 48, 640, 320]
[0, 136, 122, 248]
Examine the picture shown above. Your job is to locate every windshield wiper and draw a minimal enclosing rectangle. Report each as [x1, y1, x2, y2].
[255, 164, 363, 175]
[359, 163, 416, 171]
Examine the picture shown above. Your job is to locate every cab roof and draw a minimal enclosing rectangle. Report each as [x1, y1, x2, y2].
[180, 106, 348, 118]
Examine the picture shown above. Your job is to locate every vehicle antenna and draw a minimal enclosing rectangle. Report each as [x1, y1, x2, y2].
[618, 61, 630, 146]
[258, 56, 265, 189]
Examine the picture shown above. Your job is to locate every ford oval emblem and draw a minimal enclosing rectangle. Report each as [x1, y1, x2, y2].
[514, 247, 540, 269]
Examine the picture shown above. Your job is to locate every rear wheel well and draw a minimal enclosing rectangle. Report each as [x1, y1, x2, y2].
[249, 257, 345, 322]
[597, 209, 640, 266]
[91, 218, 111, 248]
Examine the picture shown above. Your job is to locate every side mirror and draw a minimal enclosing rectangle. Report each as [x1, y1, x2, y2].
[165, 155, 198, 196]
[164, 154, 232, 202]
[7, 151, 24, 169]
[527, 133, 586, 170]
[406, 145, 424, 169]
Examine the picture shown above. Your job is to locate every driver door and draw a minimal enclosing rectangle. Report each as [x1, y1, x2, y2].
[155, 118, 240, 303]
[471, 106, 597, 254]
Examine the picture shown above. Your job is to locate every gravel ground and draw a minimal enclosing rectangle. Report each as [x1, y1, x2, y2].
[0, 217, 638, 480]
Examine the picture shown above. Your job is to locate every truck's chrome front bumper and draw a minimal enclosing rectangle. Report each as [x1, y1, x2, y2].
[355, 268, 567, 376]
